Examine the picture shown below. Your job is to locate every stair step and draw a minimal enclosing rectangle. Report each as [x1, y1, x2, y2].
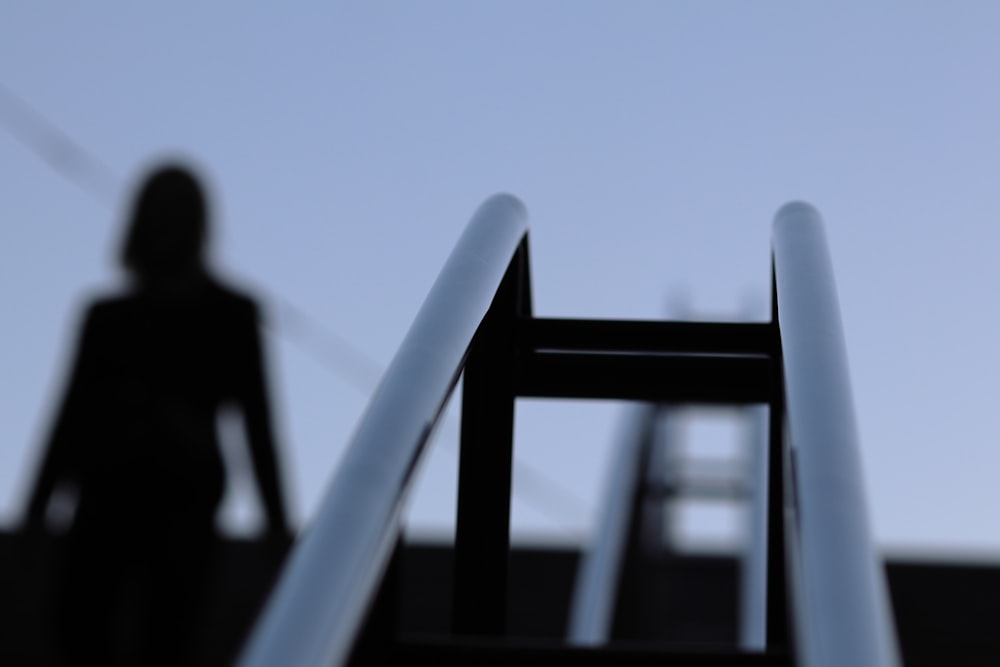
[367, 637, 791, 667]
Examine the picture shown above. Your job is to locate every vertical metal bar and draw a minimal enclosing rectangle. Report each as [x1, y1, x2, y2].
[568, 403, 658, 645]
[452, 246, 527, 636]
[740, 404, 769, 651]
[765, 272, 789, 649]
[346, 536, 404, 665]
[608, 427, 657, 642]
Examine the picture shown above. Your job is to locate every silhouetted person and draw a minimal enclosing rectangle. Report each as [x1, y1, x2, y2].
[23, 164, 292, 666]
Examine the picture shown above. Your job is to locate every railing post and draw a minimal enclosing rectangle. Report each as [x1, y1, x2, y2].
[453, 242, 530, 636]
[766, 274, 790, 650]
[740, 404, 769, 651]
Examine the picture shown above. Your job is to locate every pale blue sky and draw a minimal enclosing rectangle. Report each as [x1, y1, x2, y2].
[2, 3, 1000, 554]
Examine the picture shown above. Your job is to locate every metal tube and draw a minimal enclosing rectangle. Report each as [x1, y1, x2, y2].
[237, 194, 529, 667]
[568, 403, 657, 645]
[772, 202, 901, 667]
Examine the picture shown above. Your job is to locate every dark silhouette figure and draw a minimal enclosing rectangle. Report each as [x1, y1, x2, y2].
[23, 164, 292, 666]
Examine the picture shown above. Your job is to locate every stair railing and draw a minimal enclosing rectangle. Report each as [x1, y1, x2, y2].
[237, 194, 530, 667]
[772, 202, 901, 667]
[567, 402, 658, 645]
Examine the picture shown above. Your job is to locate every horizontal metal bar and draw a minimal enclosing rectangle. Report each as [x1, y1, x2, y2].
[520, 318, 776, 356]
[645, 479, 749, 501]
[390, 638, 790, 666]
[517, 352, 773, 404]
[238, 195, 530, 667]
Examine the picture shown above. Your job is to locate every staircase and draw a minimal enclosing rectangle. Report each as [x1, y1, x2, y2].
[10, 196, 996, 666]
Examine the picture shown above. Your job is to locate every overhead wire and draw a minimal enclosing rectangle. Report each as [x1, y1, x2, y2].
[0, 83, 118, 206]
[0, 82, 590, 536]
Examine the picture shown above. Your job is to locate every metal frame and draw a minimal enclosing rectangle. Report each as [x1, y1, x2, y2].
[239, 196, 900, 667]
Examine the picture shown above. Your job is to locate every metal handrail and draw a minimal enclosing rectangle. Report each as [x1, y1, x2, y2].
[238, 194, 530, 667]
[772, 202, 901, 667]
[568, 403, 657, 645]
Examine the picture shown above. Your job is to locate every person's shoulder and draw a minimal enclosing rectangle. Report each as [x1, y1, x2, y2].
[204, 280, 263, 321]
[71, 291, 140, 339]
[82, 291, 137, 320]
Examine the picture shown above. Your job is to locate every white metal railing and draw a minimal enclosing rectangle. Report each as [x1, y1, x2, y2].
[567, 403, 656, 645]
[237, 194, 529, 667]
[772, 201, 901, 667]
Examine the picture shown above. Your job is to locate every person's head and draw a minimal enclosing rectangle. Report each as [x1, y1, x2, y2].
[121, 164, 209, 282]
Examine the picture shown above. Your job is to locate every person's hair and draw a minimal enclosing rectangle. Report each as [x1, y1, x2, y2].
[121, 164, 209, 279]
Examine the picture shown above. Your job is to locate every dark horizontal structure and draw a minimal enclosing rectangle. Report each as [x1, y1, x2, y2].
[517, 348, 774, 403]
[3, 536, 999, 666]
[515, 319, 776, 403]
[520, 319, 775, 355]
[395, 544, 1000, 667]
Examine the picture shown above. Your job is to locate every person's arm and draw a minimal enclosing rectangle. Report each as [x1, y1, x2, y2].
[237, 302, 292, 539]
[24, 306, 100, 529]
